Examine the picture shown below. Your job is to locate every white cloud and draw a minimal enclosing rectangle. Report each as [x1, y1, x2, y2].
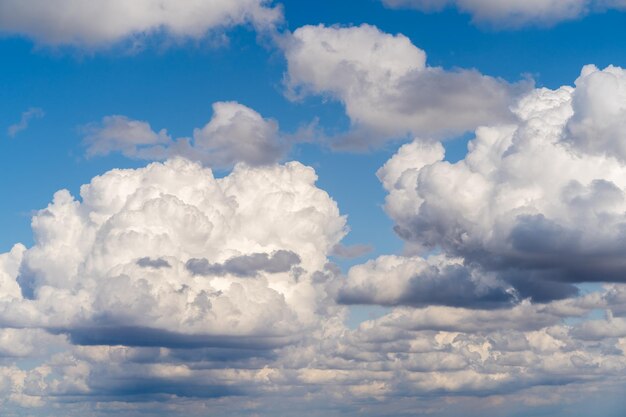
[83, 101, 289, 169]
[382, 0, 626, 28]
[0, 158, 346, 346]
[7, 107, 44, 137]
[283, 24, 530, 148]
[0, 0, 282, 48]
[377, 65, 626, 301]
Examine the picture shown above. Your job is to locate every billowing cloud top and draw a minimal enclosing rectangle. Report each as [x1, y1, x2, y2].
[0, 0, 282, 47]
[3, 158, 346, 346]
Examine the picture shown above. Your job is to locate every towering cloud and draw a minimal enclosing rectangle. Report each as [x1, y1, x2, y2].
[283, 24, 529, 148]
[0, 0, 282, 48]
[375, 65, 626, 302]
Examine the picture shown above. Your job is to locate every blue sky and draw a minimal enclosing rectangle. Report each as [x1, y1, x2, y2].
[3, 2, 626, 255]
[2, 1, 626, 416]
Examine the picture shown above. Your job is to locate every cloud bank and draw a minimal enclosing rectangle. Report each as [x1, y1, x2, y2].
[1, 151, 626, 415]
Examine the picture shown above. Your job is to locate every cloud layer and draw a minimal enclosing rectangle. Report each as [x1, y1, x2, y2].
[1, 152, 626, 415]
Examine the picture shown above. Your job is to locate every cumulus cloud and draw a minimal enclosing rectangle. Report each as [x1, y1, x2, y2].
[1, 157, 626, 415]
[0, 0, 282, 48]
[82, 101, 289, 169]
[0, 158, 346, 347]
[7, 107, 44, 137]
[382, 0, 626, 28]
[283, 24, 530, 148]
[376, 64, 626, 302]
[338, 254, 516, 308]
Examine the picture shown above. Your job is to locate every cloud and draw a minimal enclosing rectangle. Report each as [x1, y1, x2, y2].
[338, 254, 516, 308]
[191, 101, 287, 167]
[377, 64, 626, 301]
[0, 158, 346, 347]
[382, 0, 626, 28]
[82, 115, 171, 158]
[0, 0, 282, 48]
[82, 101, 289, 169]
[283, 24, 530, 148]
[7, 107, 44, 137]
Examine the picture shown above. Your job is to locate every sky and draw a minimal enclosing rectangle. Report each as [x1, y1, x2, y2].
[1, 0, 626, 416]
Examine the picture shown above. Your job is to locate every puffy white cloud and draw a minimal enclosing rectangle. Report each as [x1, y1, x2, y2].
[377, 65, 626, 301]
[0, 158, 346, 347]
[83, 101, 289, 169]
[382, 0, 626, 28]
[0, 0, 282, 48]
[283, 24, 530, 148]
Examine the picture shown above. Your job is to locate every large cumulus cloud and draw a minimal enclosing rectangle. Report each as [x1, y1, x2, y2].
[283, 24, 530, 148]
[0, 0, 282, 48]
[375, 64, 626, 302]
[0, 158, 346, 347]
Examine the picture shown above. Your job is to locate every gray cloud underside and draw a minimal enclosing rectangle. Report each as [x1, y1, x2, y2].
[186, 250, 301, 278]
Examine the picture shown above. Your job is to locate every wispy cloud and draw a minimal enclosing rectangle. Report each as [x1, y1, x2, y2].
[7, 107, 44, 137]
